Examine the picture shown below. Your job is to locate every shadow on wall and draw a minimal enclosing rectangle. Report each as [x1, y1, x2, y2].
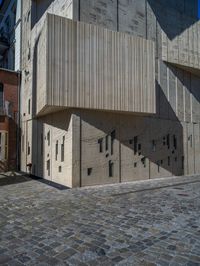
[78, 93, 184, 184]
[31, 0, 54, 29]
[148, 0, 198, 40]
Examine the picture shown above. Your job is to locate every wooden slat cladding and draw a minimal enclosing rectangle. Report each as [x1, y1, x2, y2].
[37, 13, 155, 115]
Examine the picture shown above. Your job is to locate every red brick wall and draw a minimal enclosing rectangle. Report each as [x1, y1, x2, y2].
[0, 69, 19, 171]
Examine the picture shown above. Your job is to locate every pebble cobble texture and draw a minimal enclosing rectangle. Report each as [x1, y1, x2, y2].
[0, 174, 200, 266]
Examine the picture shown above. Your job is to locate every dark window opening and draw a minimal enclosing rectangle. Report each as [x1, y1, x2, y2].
[98, 138, 103, 153]
[168, 156, 170, 166]
[28, 99, 31, 114]
[55, 140, 58, 160]
[134, 162, 137, 168]
[129, 139, 133, 144]
[61, 136, 65, 162]
[138, 144, 141, 150]
[28, 142, 30, 155]
[173, 135, 177, 150]
[163, 137, 166, 146]
[109, 160, 114, 177]
[47, 131, 50, 146]
[87, 168, 92, 176]
[152, 140, 156, 151]
[157, 161, 160, 172]
[141, 157, 146, 168]
[105, 135, 109, 151]
[134, 136, 138, 155]
[47, 159, 50, 176]
[111, 130, 115, 155]
[167, 134, 170, 149]
[59, 166, 62, 172]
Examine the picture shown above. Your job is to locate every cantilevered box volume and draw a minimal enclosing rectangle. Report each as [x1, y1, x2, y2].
[37, 13, 155, 115]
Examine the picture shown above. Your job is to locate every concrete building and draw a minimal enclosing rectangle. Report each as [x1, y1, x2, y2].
[20, 0, 200, 187]
[0, 0, 21, 71]
[0, 68, 19, 171]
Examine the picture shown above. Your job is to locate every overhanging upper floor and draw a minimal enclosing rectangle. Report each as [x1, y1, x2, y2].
[36, 13, 156, 116]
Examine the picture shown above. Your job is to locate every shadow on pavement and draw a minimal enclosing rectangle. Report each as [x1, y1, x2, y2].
[0, 174, 31, 186]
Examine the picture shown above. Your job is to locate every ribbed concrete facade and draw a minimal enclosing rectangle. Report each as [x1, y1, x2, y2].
[37, 14, 155, 115]
[20, 0, 200, 187]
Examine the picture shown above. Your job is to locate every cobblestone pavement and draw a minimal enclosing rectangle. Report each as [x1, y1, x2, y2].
[0, 173, 200, 266]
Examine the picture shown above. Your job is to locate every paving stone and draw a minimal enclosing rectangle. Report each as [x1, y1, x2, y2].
[0, 174, 200, 265]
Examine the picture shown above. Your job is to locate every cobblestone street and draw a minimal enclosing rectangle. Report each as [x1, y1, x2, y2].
[0, 174, 200, 266]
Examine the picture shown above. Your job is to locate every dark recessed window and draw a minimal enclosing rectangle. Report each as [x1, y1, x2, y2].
[167, 134, 170, 149]
[28, 99, 31, 114]
[87, 168, 92, 176]
[47, 131, 50, 146]
[168, 156, 170, 166]
[134, 136, 138, 155]
[55, 140, 58, 160]
[105, 135, 109, 151]
[111, 130, 116, 155]
[173, 135, 177, 150]
[98, 138, 103, 153]
[61, 136, 65, 162]
[109, 160, 114, 177]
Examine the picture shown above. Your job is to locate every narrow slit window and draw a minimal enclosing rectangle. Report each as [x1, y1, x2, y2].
[105, 135, 109, 151]
[47, 131, 50, 146]
[163, 137, 166, 146]
[87, 168, 92, 176]
[109, 160, 114, 177]
[27, 141, 30, 155]
[98, 138, 103, 153]
[157, 161, 160, 172]
[173, 135, 177, 150]
[55, 140, 58, 160]
[47, 159, 50, 176]
[168, 156, 170, 166]
[141, 157, 146, 168]
[28, 99, 31, 114]
[61, 136, 65, 162]
[152, 140, 156, 151]
[111, 130, 115, 155]
[134, 136, 138, 155]
[167, 134, 170, 149]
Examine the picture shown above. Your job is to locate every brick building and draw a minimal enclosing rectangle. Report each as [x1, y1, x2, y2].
[0, 68, 19, 171]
